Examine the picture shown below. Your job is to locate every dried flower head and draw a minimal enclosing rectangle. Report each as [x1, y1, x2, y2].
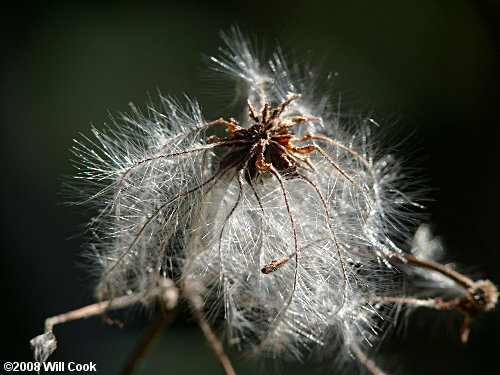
[180, 30, 413, 363]
[31, 28, 497, 375]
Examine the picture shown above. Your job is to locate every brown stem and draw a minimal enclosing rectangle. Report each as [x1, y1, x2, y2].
[188, 291, 237, 375]
[43, 293, 147, 332]
[349, 339, 387, 375]
[31, 292, 152, 364]
[366, 252, 498, 343]
[119, 305, 181, 375]
[388, 253, 474, 289]
[32, 278, 180, 365]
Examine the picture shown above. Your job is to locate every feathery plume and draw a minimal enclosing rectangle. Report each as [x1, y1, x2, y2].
[31, 28, 497, 375]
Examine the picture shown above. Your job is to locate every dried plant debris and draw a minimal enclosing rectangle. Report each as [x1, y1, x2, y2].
[32, 28, 497, 375]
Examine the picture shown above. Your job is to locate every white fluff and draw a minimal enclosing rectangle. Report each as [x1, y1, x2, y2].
[70, 28, 421, 370]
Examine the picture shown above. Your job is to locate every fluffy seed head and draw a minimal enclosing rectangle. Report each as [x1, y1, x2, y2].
[71, 27, 421, 367]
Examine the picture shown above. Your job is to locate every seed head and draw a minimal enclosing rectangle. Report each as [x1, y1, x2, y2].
[71, 27, 410, 363]
[178, 28, 413, 361]
[61, 28, 497, 374]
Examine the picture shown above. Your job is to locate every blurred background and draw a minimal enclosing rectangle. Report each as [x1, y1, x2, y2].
[1, 1, 498, 374]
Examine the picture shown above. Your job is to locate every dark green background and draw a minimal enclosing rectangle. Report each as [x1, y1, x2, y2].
[2, 1, 498, 374]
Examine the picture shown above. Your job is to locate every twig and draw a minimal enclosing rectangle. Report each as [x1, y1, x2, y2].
[43, 293, 143, 332]
[366, 252, 498, 343]
[388, 253, 474, 289]
[349, 339, 387, 375]
[31, 278, 180, 364]
[30, 293, 147, 364]
[119, 305, 181, 375]
[187, 290, 237, 375]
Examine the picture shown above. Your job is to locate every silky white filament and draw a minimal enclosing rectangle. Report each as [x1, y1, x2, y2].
[31, 27, 496, 375]
[70, 27, 413, 365]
